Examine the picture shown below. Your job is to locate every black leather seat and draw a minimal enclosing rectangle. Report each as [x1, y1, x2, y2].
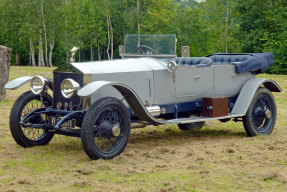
[208, 55, 251, 65]
[176, 57, 212, 67]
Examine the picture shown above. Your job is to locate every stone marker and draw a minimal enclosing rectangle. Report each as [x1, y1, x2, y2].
[0, 46, 12, 101]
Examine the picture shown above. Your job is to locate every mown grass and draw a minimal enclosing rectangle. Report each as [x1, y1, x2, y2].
[0, 67, 286, 192]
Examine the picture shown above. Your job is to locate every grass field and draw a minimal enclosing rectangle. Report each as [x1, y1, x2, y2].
[0, 66, 287, 192]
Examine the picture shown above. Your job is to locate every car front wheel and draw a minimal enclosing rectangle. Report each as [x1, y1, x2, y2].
[243, 87, 276, 136]
[81, 97, 131, 160]
[9, 91, 54, 147]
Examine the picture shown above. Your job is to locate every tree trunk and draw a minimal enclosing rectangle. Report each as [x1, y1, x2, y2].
[65, 17, 69, 62]
[38, 26, 45, 67]
[30, 37, 36, 66]
[65, 0, 69, 62]
[15, 52, 21, 66]
[106, 12, 113, 60]
[137, 0, 141, 47]
[109, 15, 113, 60]
[0, 46, 12, 101]
[97, 37, 101, 61]
[49, 36, 54, 67]
[79, 50, 80, 62]
[90, 35, 94, 61]
[106, 16, 111, 60]
[41, 2, 48, 66]
[29, 50, 31, 66]
[225, 0, 229, 53]
[78, 40, 81, 62]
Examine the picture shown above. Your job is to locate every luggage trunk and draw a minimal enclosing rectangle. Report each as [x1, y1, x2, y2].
[202, 97, 228, 117]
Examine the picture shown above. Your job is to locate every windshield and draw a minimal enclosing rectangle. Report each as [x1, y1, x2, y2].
[124, 34, 176, 57]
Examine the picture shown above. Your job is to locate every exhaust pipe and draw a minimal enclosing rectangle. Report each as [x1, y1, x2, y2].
[146, 105, 161, 117]
[131, 105, 160, 129]
[131, 123, 146, 129]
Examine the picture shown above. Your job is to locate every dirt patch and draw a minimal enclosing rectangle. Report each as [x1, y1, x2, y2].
[75, 168, 94, 176]
[73, 180, 91, 187]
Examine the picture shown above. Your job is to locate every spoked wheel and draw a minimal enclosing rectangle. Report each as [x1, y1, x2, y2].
[81, 97, 131, 160]
[9, 91, 54, 147]
[243, 87, 277, 136]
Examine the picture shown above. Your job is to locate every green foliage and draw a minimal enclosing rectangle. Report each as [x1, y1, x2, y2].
[0, 0, 286, 73]
[141, 0, 176, 34]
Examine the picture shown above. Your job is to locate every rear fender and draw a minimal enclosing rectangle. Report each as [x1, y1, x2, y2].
[231, 78, 281, 115]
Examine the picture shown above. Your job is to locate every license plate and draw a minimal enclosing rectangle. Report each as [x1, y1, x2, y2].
[48, 116, 76, 128]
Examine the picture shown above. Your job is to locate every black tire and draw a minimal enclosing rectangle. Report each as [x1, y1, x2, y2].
[9, 91, 54, 147]
[81, 97, 131, 160]
[219, 118, 231, 123]
[178, 121, 205, 131]
[243, 87, 276, 137]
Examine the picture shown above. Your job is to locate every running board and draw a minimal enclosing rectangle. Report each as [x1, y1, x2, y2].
[163, 113, 244, 124]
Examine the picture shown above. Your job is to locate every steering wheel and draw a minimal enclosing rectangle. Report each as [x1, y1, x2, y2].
[136, 45, 158, 55]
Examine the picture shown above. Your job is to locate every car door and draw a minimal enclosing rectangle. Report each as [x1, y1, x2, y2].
[175, 64, 213, 100]
[196, 65, 214, 98]
[175, 66, 197, 98]
[213, 64, 255, 97]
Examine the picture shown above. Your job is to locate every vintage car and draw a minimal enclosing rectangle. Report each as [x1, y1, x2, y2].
[5, 34, 281, 160]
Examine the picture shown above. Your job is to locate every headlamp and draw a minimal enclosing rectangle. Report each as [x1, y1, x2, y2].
[30, 76, 47, 94]
[61, 79, 80, 98]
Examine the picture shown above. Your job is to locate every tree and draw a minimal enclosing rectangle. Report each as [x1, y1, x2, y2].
[141, 0, 176, 34]
[235, 0, 272, 53]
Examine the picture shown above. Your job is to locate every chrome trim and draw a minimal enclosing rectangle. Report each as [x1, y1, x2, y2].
[82, 73, 91, 109]
[166, 114, 245, 124]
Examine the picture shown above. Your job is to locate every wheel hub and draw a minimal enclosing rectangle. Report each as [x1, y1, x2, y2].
[99, 121, 113, 137]
[112, 126, 121, 137]
[99, 121, 121, 138]
[265, 109, 272, 119]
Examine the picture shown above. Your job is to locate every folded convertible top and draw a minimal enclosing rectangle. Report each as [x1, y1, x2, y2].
[207, 53, 274, 74]
[234, 53, 274, 74]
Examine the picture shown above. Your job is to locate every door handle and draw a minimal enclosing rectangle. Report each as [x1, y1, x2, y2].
[194, 76, 200, 80]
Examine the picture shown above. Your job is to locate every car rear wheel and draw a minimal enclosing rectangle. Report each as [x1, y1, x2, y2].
[178, 121, 205, 130]
[9, 91, 54, 147]
[81, 97, 131, 160]
[243, 87, 276, 136]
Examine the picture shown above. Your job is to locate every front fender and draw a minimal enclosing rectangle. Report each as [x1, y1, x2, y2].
[5, 76, 33, 90]
[5, 76, 54, 91]
[231, 78, 281, 115]
[78, 81, 161, 125]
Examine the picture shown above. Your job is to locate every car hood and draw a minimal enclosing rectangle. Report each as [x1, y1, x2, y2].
[71, 58, 167, 74]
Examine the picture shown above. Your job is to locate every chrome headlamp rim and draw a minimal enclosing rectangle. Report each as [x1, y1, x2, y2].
[60, 78, 80, 98]
[30, 76, 48, 95]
